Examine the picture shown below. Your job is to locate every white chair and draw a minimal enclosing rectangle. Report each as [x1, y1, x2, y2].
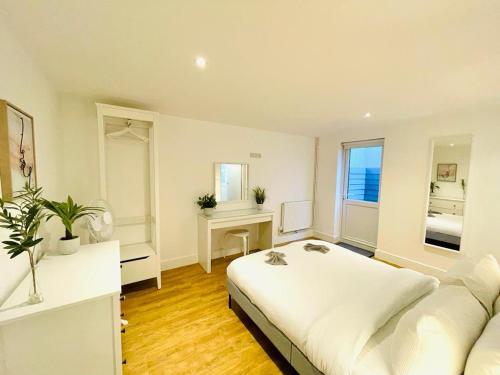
[225, 229, 250, 256]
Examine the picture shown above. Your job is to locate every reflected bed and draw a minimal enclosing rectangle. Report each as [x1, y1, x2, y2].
[426, 213, 463, 250]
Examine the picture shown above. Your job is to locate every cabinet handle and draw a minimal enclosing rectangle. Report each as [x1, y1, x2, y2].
[122, 359, 127, 365]
[121, 328, 126, 334]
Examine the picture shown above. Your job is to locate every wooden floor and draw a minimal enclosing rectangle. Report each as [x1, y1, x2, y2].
[121, 254, 297, 375]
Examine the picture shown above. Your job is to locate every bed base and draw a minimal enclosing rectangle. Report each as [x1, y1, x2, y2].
[227, 279, 323, 375]
[425, 230, 460, 250]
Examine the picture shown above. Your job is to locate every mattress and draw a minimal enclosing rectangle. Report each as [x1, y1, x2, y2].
[227, 240, 396, 352]
[426, 213, 463, 237]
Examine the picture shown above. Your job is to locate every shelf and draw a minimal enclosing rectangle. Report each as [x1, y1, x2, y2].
[120, 242, 156, 262]
[199, 208, 273, 220]
[115, 215, 151, 227]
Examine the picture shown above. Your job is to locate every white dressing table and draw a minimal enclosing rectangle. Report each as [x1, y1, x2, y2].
[197, 209, 274, 273]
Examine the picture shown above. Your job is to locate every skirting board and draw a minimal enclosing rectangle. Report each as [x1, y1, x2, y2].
[161, 231, 315, 271]
[375, 249, 446, 278]
[161, 248, 242, 271]
[312, 231, 339, 244]
[161, 254, 197, 271]
[276, 229, 315, 245]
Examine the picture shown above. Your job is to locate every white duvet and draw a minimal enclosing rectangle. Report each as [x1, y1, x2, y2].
[227, 240, 438, 375]
[426, 213, 463, 237]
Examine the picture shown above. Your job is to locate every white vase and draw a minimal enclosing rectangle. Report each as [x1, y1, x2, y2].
[28, 265, 43, 304]
[204, 208, 214, 216]
[58, 236, 81, 255]
[256, 203, 264, 210]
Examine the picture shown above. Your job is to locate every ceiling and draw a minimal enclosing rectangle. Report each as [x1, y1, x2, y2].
[1, 0, 499, 136]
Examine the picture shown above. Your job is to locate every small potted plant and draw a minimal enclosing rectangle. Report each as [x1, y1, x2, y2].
[253, 186, 266, 210]
[430, 182, 440, 195]
[0, 184, 45, 304]
[196, 193, 217, 216]
[42, 196, 102, 255]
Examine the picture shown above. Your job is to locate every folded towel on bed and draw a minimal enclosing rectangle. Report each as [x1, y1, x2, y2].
[304, 243, 330, 253]
[265, 251, 288, 265]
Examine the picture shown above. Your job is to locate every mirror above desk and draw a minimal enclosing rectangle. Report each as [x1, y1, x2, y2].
[214, 162, 249, 202]
[424, 135, 472, 252]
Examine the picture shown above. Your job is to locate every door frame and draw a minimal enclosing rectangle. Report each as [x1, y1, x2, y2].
[340, 138, 385, 250]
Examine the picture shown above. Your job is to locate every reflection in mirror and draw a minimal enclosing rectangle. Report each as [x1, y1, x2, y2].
[214, 163, 248, 202]
[425, 135, 472, 251]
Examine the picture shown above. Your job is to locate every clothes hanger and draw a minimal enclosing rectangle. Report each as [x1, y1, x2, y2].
[106, 119, 149, 143]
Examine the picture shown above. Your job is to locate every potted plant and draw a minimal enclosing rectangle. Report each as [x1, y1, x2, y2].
[430, 182, 440, 195]
[196, 193, 217, 216]
[42, 196, 102, 255]
[0, 184, 45, 304]
[253, 186, 266, 210]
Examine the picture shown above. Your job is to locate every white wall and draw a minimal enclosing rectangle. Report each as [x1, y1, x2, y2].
[315, 107, 500, 276]
[0, 21, 64, 304]
[59, 95, 315, 269]
[431, 144, 471, 200]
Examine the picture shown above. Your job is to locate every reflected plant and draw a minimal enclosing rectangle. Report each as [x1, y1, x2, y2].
[430, 182, 440, 194]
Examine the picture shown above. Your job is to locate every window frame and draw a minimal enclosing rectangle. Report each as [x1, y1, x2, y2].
[342, 139, 384, 206]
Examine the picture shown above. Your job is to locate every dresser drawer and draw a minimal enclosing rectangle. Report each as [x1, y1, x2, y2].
[429, 198, 464, 215]
[120, 254, 157, 285]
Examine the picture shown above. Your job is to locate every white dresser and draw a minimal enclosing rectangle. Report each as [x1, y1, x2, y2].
[429, 196, 465, 215]
[0, 241, 122, 375]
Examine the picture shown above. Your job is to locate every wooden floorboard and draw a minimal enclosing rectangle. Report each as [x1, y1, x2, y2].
[121, 254, 297, 375]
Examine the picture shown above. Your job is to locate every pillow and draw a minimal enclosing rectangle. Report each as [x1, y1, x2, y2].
[443, 254, 500, 317]
[495, 294, 500, 315]
[391, 285, 488, 375]
[465, 313, 500, 375]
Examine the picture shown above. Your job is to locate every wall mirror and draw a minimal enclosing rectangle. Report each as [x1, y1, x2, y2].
[424, 135, 472, 252]
[214, 162, 248, 202]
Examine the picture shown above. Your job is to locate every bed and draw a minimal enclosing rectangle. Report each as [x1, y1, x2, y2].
[226, 240, 438, 375]
[425, 213, 463, 249]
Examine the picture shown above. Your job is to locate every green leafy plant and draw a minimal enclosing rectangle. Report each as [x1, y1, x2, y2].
[0, 184, 45, 301]
[253, 186, 266, 204]
[42, 196, 103, 240]
[196, 193, 217, 209]
[430, 182, 440, 194]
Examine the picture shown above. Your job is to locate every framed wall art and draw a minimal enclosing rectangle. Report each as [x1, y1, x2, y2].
[437, 163, 457, 182]
[0, 100, 37, 200]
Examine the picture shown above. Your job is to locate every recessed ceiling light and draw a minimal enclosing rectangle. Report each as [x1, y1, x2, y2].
[449, 143, 455, 147]
[364, 112, 372, 118]
[195, 56, 207, 69]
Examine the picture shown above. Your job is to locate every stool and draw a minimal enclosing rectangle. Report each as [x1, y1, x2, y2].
[225, 229, 250, 256]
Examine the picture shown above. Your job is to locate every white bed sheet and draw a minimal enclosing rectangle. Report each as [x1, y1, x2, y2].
[227, 240, 397, 351]
[352, 296, 427, 375]
[426, 213, 463, 237]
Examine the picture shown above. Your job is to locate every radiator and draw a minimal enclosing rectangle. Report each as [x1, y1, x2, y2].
[280, 200, 313, 233]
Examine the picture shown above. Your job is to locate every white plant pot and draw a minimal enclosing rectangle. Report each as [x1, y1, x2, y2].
[58, 236, 81, 255]
[256, 203, 264, 210]
[204, 208, 215, 216]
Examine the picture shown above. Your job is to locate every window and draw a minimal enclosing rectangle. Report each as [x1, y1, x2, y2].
[346, 146, 382, 202]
